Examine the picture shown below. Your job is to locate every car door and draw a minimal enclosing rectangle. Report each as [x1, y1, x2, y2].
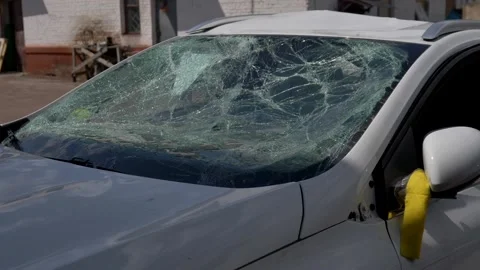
[377, 44, 480, 270]
[388, 183, 480, 270]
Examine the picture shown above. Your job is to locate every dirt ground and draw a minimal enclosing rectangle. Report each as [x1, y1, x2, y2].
[0, 73, 79, 123]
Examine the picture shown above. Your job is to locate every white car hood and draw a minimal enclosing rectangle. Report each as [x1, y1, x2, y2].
[0, 146, 303, 270]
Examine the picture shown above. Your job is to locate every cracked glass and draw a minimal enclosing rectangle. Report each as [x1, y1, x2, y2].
[2, 36, 427, 187]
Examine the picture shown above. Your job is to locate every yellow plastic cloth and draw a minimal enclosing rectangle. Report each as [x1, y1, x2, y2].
[71, 108, 92, 120]
[400, 169, 431, 260]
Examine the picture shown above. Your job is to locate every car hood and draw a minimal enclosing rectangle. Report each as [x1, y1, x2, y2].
[0, 147, 302, 270]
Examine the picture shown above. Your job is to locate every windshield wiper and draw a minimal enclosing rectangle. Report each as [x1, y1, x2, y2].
[46, 156, 121, 173]
[2, 130, 23, 151]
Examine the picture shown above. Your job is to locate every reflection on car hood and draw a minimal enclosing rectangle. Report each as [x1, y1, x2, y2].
[0, 146, 302, 270]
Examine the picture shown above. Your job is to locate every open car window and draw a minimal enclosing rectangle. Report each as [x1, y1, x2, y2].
[1, 35, 428, 187]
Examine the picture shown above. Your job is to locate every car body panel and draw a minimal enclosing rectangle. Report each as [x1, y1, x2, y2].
[388, 181, 480, 270]
[299, 29, 480, 238]
[0, 146, 303, 270]
[243, 221, 400, 270]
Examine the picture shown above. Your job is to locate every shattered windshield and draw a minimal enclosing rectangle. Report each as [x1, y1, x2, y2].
[2, 36, 427, 187]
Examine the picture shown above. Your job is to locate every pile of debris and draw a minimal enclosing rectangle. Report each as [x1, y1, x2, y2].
[71, 17, 130, 82]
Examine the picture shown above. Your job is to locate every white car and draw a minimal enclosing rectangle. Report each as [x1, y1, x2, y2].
[1, 10, 480, 270]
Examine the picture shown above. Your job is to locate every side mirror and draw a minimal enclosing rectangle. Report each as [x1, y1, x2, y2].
[423, 127, 480, 192]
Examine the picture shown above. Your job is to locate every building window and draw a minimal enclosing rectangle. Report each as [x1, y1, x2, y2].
[124, 0, 141, 33]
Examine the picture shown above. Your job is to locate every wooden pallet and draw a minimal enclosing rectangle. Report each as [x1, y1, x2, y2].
[71, 44, 121, 82]
[0, 38, 7, 71]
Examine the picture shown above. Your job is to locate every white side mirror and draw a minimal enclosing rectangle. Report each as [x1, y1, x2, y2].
[423, 127, 480, 192]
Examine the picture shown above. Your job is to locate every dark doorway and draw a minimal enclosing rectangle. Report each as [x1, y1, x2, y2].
[338, 0, 372, 15]
[155, 0, 178, 43]
[2, 0, 24, 72]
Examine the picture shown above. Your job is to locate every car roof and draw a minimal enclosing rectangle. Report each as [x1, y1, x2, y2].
[196, 10, 433, 44]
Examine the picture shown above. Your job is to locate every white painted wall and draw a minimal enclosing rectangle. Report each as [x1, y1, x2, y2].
[214, 0, 311, 16]
[23, 0, 314, 46]
[392, 0, 446, 21]
[174, 0, 311, 36]
[393, 0, 416, 19]
[310, 0, 337, 11]
[22, 0, 154, 47]
[21, 0, 451, 48]
[429, 0, 447, 21]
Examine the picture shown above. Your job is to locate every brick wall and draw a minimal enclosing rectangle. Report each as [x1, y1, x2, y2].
[23, 0, 153, 47]
[22, 0, 153, 76]
[21, 0, 317, 76]
[392, 0, 447, 21]
[218, 0, 310, 16]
